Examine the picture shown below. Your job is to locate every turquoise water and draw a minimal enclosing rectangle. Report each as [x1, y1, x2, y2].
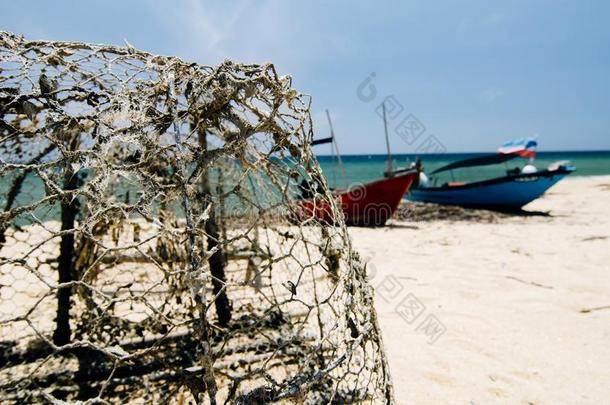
[317, 151, 610, 189]
[2, 151, 609, 216]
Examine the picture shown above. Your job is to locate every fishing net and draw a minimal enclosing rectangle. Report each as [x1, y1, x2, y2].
[0, 32, 394, 404]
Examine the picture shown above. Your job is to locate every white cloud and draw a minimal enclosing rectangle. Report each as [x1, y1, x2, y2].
[145, 0, 253, 63]
[141, 1, 335, 74]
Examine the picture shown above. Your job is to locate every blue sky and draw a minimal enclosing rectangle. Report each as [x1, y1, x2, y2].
[2, 0, 609, 153]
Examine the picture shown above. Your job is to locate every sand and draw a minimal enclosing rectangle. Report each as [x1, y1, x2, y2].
[1, 175, 608, 403]
[349, 175, 610, 404]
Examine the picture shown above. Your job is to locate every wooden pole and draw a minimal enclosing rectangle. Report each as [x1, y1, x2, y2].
[53, 135, 80, 345]
[325, 109, 347, 188]
[382, 101, 393, 177]
[198, 130, 232, 327]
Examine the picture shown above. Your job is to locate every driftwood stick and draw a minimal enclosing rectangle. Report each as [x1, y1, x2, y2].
[505, 275, 553, 290]
[580, 305, 610, 313]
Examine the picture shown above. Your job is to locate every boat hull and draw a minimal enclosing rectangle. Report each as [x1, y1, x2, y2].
[299, 171, 417, 226]
[406, 168, 574, 209]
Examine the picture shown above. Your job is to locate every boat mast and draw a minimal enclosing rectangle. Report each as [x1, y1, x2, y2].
[382, 101, 394, 177]
[326, 109, 347, 188]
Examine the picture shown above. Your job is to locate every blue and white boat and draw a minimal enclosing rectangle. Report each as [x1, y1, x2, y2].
[406, 139, 576, 209]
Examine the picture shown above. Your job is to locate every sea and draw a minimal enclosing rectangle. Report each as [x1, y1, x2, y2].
[316, 151, 610, 189]
[2, 151, 609, 214]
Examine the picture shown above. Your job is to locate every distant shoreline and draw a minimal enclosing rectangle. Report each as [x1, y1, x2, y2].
[316, 150, 610, 158]
[316, 151, 610, 182]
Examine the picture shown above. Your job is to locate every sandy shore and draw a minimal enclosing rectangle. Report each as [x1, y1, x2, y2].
[349, 175, 610, 404]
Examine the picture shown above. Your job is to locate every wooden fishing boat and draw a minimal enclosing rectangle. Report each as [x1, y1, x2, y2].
[298, 170, 417, 226]
[297, 105, 416, 226]
[407, 140, 576, 209]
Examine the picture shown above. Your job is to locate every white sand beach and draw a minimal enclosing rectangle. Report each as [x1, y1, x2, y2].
[350, 175, 610, 404]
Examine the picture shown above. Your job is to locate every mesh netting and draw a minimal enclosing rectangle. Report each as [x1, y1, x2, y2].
[0, 32, 394, 404]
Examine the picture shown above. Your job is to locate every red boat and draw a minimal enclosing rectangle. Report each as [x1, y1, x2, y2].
[298, 105, 416, 226]
[297, 171, 417, 226]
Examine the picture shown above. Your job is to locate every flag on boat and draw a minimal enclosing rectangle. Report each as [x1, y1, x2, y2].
[497, 137, 537, 158]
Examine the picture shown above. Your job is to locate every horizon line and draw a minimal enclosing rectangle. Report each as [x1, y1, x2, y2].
[315, 149, 610, 157]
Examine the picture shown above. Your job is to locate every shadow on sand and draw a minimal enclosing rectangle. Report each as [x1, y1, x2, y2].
[489, 207, 551, 217]
[394, 201, 553, 223]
